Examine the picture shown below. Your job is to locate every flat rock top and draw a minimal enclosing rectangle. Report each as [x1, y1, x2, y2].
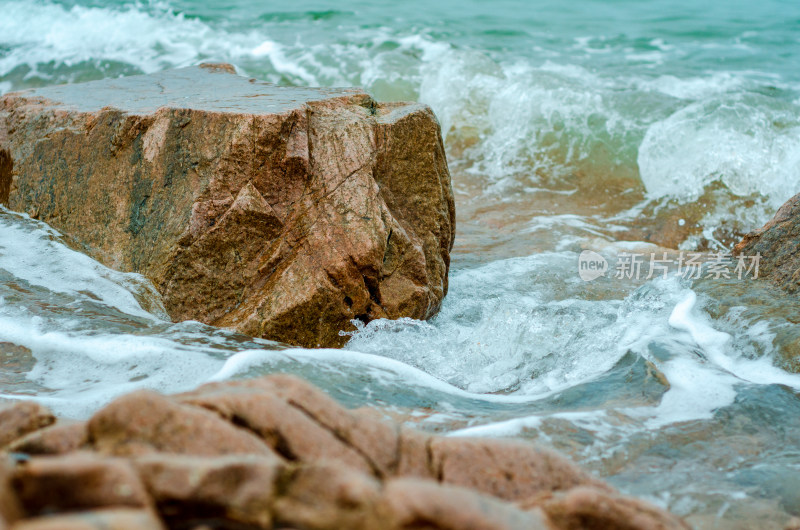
[6, 64, 364, 114]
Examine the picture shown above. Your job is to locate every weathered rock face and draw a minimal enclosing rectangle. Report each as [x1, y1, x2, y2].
[0, 374, 689, 530]
[0, 403, 54, 449]
[734, 192, 800, 292]
[0, 64, 455, 347]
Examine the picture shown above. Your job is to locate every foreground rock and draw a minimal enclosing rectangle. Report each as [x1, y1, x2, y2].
[0, 403, 54, 448]
[0, 65, 455, 347]
[734, 192, 800, 292]
[0, 375, 688, 529]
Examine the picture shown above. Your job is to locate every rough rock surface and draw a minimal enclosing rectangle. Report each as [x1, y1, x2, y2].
[6, 421, 87, 456]
[0, 64, 455, 347]
[0, 374, 688, 530]
[11, 453, 151, 516]
[0, 403, 54, 449]
[87, 390, 275, 457]
[734, 192, 800, 292]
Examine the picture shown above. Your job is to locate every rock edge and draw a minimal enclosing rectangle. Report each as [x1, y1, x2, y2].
[0, 374, 688, 530]
[0, 65, 456, 347]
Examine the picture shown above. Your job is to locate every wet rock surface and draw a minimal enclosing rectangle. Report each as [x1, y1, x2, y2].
[0, 374, 687, 529]
[0, 64, 455, 348]
[734, 192, 800, 293]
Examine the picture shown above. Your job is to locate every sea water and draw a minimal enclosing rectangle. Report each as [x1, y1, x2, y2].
[2, 1, 800, 527]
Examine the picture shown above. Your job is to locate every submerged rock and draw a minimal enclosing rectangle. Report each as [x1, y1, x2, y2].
[734, 192, 800, 292]
[0, 375, 688, 529]
[0, 64, 455, 347]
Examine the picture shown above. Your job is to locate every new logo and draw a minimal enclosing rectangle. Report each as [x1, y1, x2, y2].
[578, 250, 608, 282]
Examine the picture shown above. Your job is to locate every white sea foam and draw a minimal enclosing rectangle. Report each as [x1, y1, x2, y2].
[343, 256, 800, 433]
[638, 94, 800, 208]
[0, 209, 166, 319]
[0, 0, 270, 77]
[621, 289, 800, 428]
[631, 355, 739, 428]
[634, 72, 747, 100]
[208, 347, 541, 404]
[418, 55, 644, 185]
[412, 43, 800, 215]
[344, 252, 685, 397]
[450, 410, 613, 439]
[523, 214, 627, 239]
[434, 282, 800, 439]
[0, 312, 227, 418]
[2, 0, 795, 219]
[1, 227, 791, 428]
[668, 292, 800, 390]
[449, 414, 544, 438]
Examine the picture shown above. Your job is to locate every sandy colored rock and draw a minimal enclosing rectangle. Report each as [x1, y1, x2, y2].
[0, 457, 22, 526]
[530, 486, 690, 530]
[0, 402, 54, 449]
[7, 421, 87, 455]
[11, 453, 149, 516]
[271, 462, 384, 530]
[178, 375, 612, 495]
[0, 374, 689, 530]
[383, 478, 551, 530]
[134, 453, 282, 529]
[9, 509, 164, 530]
[0, 65, 455, 348]
[395, 427, 434, 479]
[87, 390, 274, 457]
[734, 192, 800, 291]
[429, 436, 610, 502]
[179, 375, 400, 477]
[262, 375, 401, 475]
[178, 380, 374, 474]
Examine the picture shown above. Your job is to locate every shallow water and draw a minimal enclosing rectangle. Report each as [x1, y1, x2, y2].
[2, 1, 800, 527]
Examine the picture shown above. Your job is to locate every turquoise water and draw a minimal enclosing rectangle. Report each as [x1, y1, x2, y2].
[3, 0, 800, 218]
[3, 1, 800, 528]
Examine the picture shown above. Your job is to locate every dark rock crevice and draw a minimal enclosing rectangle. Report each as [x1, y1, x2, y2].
[0, 148, 12, 204]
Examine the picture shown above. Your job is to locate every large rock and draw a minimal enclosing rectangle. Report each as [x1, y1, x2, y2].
[0, 64, 455, 347]
[0, 375, 687, 530]
[0, 374, 689, 529]
[734, 192, 800, 291]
